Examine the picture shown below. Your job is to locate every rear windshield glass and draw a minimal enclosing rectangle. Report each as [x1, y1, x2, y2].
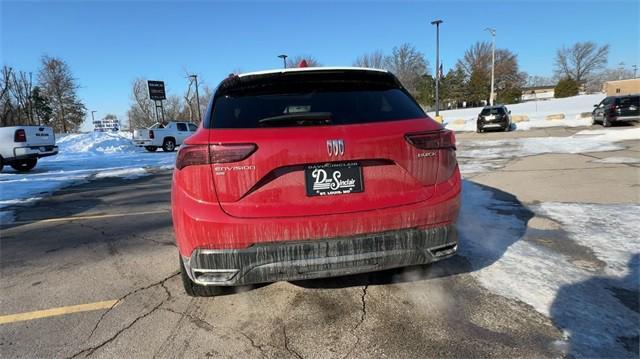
[480, 107, 505, 115]
[208, 72, 425, 129]
[617, 96, 639, 107]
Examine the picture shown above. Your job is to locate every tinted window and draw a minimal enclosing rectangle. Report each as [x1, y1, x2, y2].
[188, 123, 197, 131]
[617, 96, 639, 107]
[177, 123, 188, 131]
[480, 107, 505, 116]
[208, 71, 425, 129]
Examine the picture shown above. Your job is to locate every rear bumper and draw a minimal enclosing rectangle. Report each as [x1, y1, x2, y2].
[182, 224, 458, 286]
[611, 115, 640, 122]
[133, 140, 153, 147]
[12, 146, 58, 160]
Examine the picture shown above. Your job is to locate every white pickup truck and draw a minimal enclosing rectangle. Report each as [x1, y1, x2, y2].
[132, 121, 198, 152]
[0, 126, 58, 172]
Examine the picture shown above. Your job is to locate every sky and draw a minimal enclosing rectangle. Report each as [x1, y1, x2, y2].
[2, 0, 639, 131]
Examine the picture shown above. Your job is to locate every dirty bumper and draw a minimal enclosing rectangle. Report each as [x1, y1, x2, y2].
[183, 225, 458, 286]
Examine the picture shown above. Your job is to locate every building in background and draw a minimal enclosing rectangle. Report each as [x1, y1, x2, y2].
[602, 79, 640, 96]
[521, 86, 555, 102]
[93, 115, 120, 132]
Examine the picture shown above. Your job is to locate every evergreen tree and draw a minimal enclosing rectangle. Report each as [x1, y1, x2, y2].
[554, 77, 579, 98]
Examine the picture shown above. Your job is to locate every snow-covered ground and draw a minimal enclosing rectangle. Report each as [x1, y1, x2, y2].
[0, 132, 176, 223]
[429, 93, 606, 132]
[459, 181, 639, 358]
[457, 127, 640, 174]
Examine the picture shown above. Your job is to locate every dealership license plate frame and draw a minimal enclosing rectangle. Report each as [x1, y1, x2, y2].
[304, 162, 364, 197]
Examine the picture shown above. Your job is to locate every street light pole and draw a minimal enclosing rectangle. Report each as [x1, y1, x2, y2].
[91, 110, 97, 131]
[485, 28, 496, 106]
[278, 54, 288, 69]
[189, 74, 202, 123]
[431, 19, 443, 118]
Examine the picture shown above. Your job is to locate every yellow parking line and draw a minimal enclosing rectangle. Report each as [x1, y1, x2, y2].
[10, 210, 169, 225]
[0, 299, 118, 325]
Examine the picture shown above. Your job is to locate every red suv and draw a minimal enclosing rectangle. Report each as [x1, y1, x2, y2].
[172, 67, 461, 296]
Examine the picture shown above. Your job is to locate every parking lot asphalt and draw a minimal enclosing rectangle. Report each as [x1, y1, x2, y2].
[1, 126, 638, 358]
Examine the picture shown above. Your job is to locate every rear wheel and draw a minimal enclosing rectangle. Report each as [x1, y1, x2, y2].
[145, 146, 158, 152]
[0, 156, 4, 172]
[10, 158, 37, 172]
[162, 139, 176, 152]
[180, 256, 223, 297]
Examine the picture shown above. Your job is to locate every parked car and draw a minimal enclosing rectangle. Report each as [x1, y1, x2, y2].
[133, 121, 197, 152]
[0, 126, 58, 172]
[592, 94, 640, 127]
[172, 67, 461, 296]
[476, 105, 512, 132]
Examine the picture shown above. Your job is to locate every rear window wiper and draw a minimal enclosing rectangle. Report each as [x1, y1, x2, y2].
[258, 112, 333, 127]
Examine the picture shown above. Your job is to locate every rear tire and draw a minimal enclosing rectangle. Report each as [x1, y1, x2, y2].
[10, 158, 37, 172]
[0, 156, 4, 172]
[163, 139, 176, 152]
[180, 256, 223, 297]
[145, 146, 158, 152]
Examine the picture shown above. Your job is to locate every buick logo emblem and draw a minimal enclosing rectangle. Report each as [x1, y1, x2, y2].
[327, 139, 345, 156]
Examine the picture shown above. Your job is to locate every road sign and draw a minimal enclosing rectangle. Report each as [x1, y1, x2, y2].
[147, 80, 166, 100]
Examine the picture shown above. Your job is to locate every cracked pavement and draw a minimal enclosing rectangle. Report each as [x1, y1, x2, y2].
[1, 126, 638, 358]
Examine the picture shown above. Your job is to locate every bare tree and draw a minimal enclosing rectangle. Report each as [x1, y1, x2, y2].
[287, 55, 322, 68]
[457, 41, 524, 103]
[38, 56, 86, 133]
[127, 77, 156, 129]
[526, 75, 555, 88]
[353, 50, 385, 69]
[554, 42, 609, 83]
[384, 43, 429, 97]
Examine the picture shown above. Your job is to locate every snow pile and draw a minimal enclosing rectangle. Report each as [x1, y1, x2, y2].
[56, 132, 138, 155]
[0, 131, 176, 221]
[431, 93, 606, 132]
[458, 181, 639, 357]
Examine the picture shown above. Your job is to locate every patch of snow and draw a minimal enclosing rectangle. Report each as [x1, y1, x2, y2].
[458, 181, 639, 358]
[457, 127, 640, 174]
[0, 132, 176, 215]
[94, 167, 149, 180]
[592, 156, 640, 164]
[432, 94, 605, 132]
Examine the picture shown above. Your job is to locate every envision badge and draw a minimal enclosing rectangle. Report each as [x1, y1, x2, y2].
[417, 152, 437, 158]
[326, 139, 345, 157]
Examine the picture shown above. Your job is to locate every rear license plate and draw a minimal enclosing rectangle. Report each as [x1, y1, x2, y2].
[305, 162, 364, 196]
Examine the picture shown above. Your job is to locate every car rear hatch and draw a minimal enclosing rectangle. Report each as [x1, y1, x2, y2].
[616, 96, 639, 117]
[207, 69, 454, 219]
[21, 126, 55, 147]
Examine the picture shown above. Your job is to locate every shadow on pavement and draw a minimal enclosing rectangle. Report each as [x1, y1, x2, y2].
[550, 254, 639, 358]
[293, 179, 534, 290]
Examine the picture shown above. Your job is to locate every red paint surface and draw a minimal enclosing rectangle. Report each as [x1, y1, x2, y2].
[172, 118, 461, 255]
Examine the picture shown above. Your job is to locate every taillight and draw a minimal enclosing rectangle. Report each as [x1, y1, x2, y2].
[175, 144, 257, 170]
[405, 130, 458, 184]
[210, 144, 257, 163]
[14, 129, 26, 142]
[149, 130, 155, 139]
[405, 130, 456, 150]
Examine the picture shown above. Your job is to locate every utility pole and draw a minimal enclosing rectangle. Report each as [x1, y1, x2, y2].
[485, 27, 496, 106]
[633, 64, 638, 79]
[91, 110, 97, 131]
[618, 62, 625, 80]
[188, 74, 202, 123]
[431, 19, 443, 118]
[278, 54, 288, 69]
